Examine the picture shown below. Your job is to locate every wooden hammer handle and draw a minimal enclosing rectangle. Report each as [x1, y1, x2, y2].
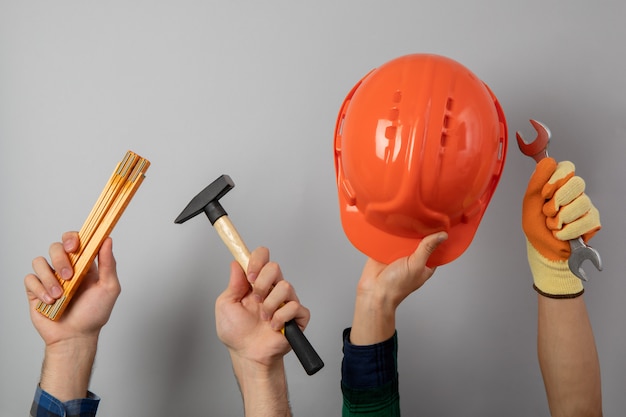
[213, 216, 324, 375]
[214, 216, 251, 270]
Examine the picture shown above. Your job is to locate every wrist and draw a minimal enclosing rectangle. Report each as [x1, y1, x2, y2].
[230, 352, 285, 394]
[350, 291, 397, 345]
[527, 240, 584, 298]
[40, 336, 99, 402]
[230, 353, 290, 417]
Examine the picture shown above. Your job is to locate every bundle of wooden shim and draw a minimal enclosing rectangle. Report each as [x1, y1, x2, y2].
[36, 150, 150, 320]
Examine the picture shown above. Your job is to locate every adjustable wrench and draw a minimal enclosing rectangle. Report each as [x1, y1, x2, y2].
[516, 119, 602, 281]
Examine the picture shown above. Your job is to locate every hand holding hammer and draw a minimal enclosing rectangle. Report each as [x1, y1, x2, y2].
[175, 175, 324, 375]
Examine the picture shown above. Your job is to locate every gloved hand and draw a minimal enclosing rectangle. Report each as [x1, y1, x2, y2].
[522, 158, 601, 298]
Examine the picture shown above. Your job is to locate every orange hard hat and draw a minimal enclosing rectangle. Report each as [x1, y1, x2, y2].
[334, 53, 507, 266]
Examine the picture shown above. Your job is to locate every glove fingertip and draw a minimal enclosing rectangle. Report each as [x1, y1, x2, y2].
[582, 226, 601, 243]
[542, 199, 558, 217]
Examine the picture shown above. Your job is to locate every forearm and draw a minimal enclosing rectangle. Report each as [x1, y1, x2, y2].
[230, 353, 291, 417]
[537, 295, 602, 416]
[39, 336, 98, 402]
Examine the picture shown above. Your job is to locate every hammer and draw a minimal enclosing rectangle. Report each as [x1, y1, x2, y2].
[175, 174, 324, 375]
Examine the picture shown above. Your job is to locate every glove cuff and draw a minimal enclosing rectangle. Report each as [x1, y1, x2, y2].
[526, 240, 584, 298]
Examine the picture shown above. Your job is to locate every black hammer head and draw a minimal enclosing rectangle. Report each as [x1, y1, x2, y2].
[174, 174, 235, 225]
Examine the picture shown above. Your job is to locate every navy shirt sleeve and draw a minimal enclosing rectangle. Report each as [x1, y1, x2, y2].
[341, 328, 401, 416]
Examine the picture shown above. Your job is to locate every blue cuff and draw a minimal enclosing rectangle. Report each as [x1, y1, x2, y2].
[341, 327, 398, 390]
[31, 385, 100, 417]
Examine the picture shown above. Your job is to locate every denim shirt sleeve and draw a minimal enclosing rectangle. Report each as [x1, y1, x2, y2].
[30, 385, 100, 417]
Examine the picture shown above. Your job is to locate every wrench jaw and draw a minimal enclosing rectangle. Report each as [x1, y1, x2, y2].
[568, 239, 603, 282]
[516, 119, 552, 162]
[569, 258, 589, 282]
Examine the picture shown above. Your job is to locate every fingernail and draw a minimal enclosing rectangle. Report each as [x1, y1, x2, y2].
[44, 294, 54, 304]
[261, 311, 270, 321]
[248, 272, 257, 283]
[60, 268, 73, 279]
[437, 233, 448, 242]
[51, 286, 63, 298]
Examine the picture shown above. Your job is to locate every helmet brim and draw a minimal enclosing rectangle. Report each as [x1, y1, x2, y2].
[337, 190, 485, 266]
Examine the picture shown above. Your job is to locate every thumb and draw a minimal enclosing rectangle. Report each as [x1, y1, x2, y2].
[97, 238, 119, 289]
[524, 157, 558, 202]
[224, 261, 252, 303]
[407, 232, 448, 273]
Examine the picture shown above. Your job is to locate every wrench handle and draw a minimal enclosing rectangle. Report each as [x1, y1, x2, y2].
[531, 150, 549, 163]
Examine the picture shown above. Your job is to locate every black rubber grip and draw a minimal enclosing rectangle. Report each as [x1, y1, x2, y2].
[283, 319, 324, 375]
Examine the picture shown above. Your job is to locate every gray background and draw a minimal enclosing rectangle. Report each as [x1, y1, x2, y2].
[1, 1, 625, 415]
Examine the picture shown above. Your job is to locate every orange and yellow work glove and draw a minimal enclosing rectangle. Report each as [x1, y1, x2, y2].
[522, 158, 601, 298]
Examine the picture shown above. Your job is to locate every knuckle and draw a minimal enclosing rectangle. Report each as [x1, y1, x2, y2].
[266, 261, 281, 274]
[275, 279, 294, 294]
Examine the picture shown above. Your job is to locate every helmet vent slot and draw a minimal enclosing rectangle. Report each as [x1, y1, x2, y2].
[337, 114, 346, 136]
[441, 133, 448, 147]
[386, 91, 401, 142]
[385, 125, 397, 140]
[441, 98, 454, 146]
